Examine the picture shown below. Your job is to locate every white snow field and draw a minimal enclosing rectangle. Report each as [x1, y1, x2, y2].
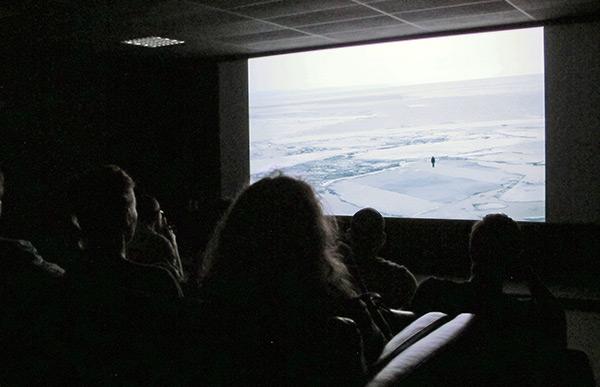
[250, 75, 545, 221]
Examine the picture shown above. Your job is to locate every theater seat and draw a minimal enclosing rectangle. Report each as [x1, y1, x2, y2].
[370, 311, 449, 375]
[367, 313, 477, 387]
[384, 309, 418, 334]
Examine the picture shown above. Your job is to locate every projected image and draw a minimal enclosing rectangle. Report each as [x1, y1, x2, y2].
[249, 28, 545, 221]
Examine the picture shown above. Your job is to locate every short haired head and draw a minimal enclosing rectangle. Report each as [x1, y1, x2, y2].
[70, 165, 137, 248]
[349, 207, 386, 256]
[470, 213, 523, 279]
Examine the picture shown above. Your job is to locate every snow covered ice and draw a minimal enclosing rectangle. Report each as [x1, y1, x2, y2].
[250, 74, 545, 221]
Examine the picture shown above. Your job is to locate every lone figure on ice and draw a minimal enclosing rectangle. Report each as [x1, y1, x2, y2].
[431, 156, 436, 168]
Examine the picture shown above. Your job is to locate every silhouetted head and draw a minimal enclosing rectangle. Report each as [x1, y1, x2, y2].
[349, 207, 386, 258]
[201, 174, 356, 312]
[469, 213, 523, 287]
[136, 194, 163, 229]
[69, 165, 137, 251]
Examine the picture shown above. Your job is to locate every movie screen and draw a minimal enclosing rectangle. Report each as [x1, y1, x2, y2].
[249, 27, 545, 221]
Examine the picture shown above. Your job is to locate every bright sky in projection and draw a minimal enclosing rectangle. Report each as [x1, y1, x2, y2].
[249, 27, 544, 92]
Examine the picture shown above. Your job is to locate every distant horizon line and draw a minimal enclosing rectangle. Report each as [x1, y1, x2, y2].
[251, 72, 544, 95]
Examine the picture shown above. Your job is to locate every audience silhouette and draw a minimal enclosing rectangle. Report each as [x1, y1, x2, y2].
[52, 165, 186, 384]
[0, 163, 593, 386]
[66, 165, 182, 298]
[199, 174, 386, 385]
[0, 166, 71, 384]
[413, 214, 565, 338]
[342, 207, 417, 309]
[412, 213, 567, 384]
[128, 193, 186, 283]
[0, 167, 65, 286]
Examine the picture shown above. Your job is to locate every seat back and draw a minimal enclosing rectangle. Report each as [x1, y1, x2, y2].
[384, 309, 417, 334]
[370, 311, 448, 375]
[368, 313, 477, 387]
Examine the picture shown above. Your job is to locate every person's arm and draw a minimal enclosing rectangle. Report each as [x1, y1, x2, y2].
[344, 298, 387, 367]
[390, 265, 418, 309]
[157, 214, 186, 281]
[410, 278, 442, 315]
[154, 264, 184, 298]
[163, 227, 185, 281]
[520, 266, 567, 349]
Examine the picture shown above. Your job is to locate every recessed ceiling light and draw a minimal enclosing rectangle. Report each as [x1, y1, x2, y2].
[122, 36, 184, 48]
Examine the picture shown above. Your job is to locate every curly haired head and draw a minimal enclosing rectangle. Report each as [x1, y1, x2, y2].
[201, 174, 356, 311]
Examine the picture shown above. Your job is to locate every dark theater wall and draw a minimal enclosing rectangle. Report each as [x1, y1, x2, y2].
[546, 19, 600, 225]
[219, 59, 249, 200]
[0, 44, 222, 253]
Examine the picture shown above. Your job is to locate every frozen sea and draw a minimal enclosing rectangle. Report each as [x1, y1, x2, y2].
[250, 74, 545, 221]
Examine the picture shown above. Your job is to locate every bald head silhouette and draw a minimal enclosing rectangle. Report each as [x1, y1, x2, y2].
[349, 208, 386, 258]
